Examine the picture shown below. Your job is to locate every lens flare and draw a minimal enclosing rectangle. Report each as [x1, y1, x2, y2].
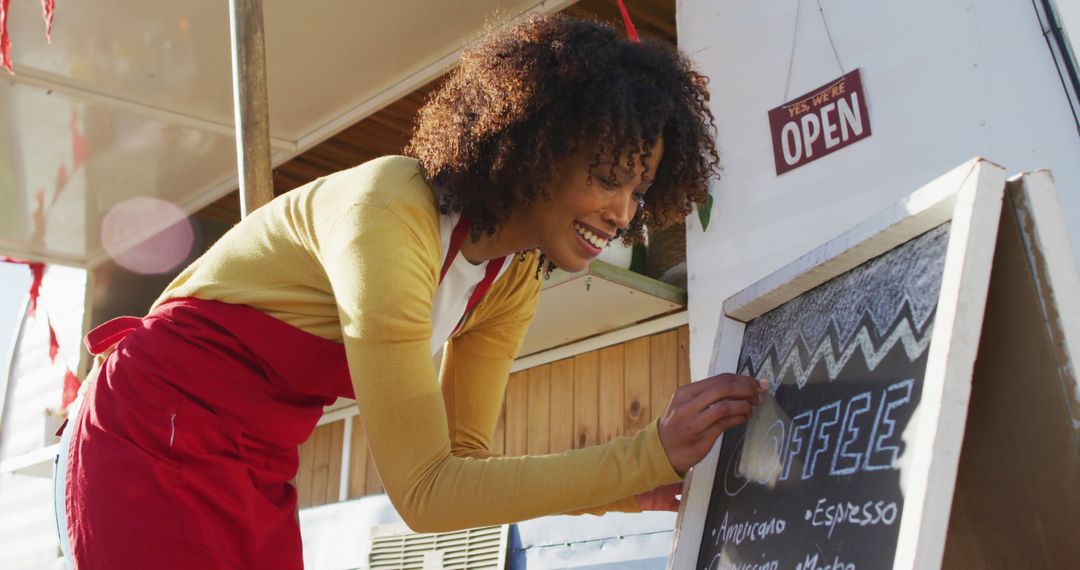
[101, 198, 194, 274]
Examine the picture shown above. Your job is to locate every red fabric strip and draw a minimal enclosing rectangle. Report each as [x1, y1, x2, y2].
[71, 112, 88, 168]
[2, 0, 12, 74]
[0, 257, 46, 317]
[616, 0, 640, 43]
[31, 188, 46, 243]
[440, 217, 471, 283]
[452, 255, 507, 336]
[439, 216, 508, 335]
[60, 367, 78, 410]
[83, 315, 142, 354]
[52, 163, 68, 208]
[0, 257, 68, 408]
[40, 0, 53, 44]
[468, 256, 506, 315]
[47, 314, 59, 362]
[27, 262, 44, 316]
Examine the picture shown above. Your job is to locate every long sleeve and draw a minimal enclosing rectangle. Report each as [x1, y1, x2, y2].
[441, 268, 646, 516]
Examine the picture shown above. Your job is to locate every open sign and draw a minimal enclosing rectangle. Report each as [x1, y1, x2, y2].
[768, 69, 872, 175]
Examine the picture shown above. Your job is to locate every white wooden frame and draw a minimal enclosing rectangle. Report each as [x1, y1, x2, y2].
[1004, 169, 1080, 422]
[668, 157, 1009, 569]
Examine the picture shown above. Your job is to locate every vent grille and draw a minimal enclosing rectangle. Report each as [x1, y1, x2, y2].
[369, 524, 508, 569]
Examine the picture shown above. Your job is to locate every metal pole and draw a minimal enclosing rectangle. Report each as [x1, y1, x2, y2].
[228, 0, 275, 218]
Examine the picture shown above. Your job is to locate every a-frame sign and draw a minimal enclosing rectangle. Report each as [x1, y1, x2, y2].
[670, 158, 1080, 569]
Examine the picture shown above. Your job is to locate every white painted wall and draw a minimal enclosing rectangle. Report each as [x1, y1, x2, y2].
[0, 265, 87, 569]
[679, 0, 1080, 379]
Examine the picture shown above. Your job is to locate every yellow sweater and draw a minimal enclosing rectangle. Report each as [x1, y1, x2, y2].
[156, 156, 681, 532]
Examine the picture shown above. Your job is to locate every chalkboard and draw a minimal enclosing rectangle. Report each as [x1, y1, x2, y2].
[669, 160, 1080, 569]
[696, 223, 948, 570]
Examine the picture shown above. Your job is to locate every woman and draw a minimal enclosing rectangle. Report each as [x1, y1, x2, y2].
[56, 13, 764, 569]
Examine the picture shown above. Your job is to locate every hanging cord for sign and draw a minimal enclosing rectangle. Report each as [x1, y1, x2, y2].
[817, 0, 845, 75]
[782, 0, 803, 101]
[783, 0, 846, 101]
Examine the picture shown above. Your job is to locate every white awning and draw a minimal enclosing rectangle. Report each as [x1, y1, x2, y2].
[0, 0, 572, 268]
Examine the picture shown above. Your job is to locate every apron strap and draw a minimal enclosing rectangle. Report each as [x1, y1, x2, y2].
[453, 254, 507, 336]
[439, 216, 508, 335]
[440, 217, 472, 284]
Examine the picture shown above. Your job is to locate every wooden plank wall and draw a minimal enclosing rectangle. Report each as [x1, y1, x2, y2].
[295, 325, 690, 508]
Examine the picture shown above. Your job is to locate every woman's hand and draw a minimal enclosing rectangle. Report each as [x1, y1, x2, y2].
[657, 373, 767, 476]
[635, 482, 684, 512]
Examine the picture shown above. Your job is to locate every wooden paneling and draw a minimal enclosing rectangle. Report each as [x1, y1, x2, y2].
[598, 344, 625, 442]
[328, 422, 344, 501]
[572, 351, 599, 450]
[348, 418, 369, 499]
[344, 417, 384, 498]
[296, 431, 316, 508]
[311, 424, 332, 505]
[567, 0, 676, 43]
[650, 331, 679, 417]
[526, 367, 552, 455]
[492, 400, 507, 456]
[504, 370, 529, 456]
[298, 422, 344, 507]
[364, 450, 383, 496]
[549, 358, 576, 453]
[623, 337, 652, 435]
[678, 325, 692, 387]
[300, 325, 690, 508]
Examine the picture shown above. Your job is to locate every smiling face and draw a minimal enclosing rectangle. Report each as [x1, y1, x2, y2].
[522, 137, 664, 272]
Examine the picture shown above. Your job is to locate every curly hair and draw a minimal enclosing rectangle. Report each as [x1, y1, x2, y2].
[407, 12, 720, 248]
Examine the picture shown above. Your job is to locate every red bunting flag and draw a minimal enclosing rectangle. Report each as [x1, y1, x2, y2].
[71, 112, 88, 168]
[40, 0, 53, 44]
[1, 257, 46, 317]
[615, 0, 639, 43]
[0, 257, 77, 411]
[61, 367, 79, 410]
[31, 187, 45, 242]
[1, 0, 11, 73]
[47, 314, 59, 361]
[52, 163, 68, 207]
[1, 0, 58, 73]
[25, 261, 44, 316]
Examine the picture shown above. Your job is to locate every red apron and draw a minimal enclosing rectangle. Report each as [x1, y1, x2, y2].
[63, 298, 354, 569]
[62, 217, 506, 568]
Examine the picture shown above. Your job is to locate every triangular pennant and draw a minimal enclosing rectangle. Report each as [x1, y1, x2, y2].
[27, 262, 45, 317]
[31, 188, 45, 243]
[47, 313, 59, 362]
[0, 258, 48, 317]
[40, 0, 53, 44]
[71, 112, 88, 168]
[60, 367, 79, 411]
[1, 0, 12, 74]
[52, 163, 68, 208]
